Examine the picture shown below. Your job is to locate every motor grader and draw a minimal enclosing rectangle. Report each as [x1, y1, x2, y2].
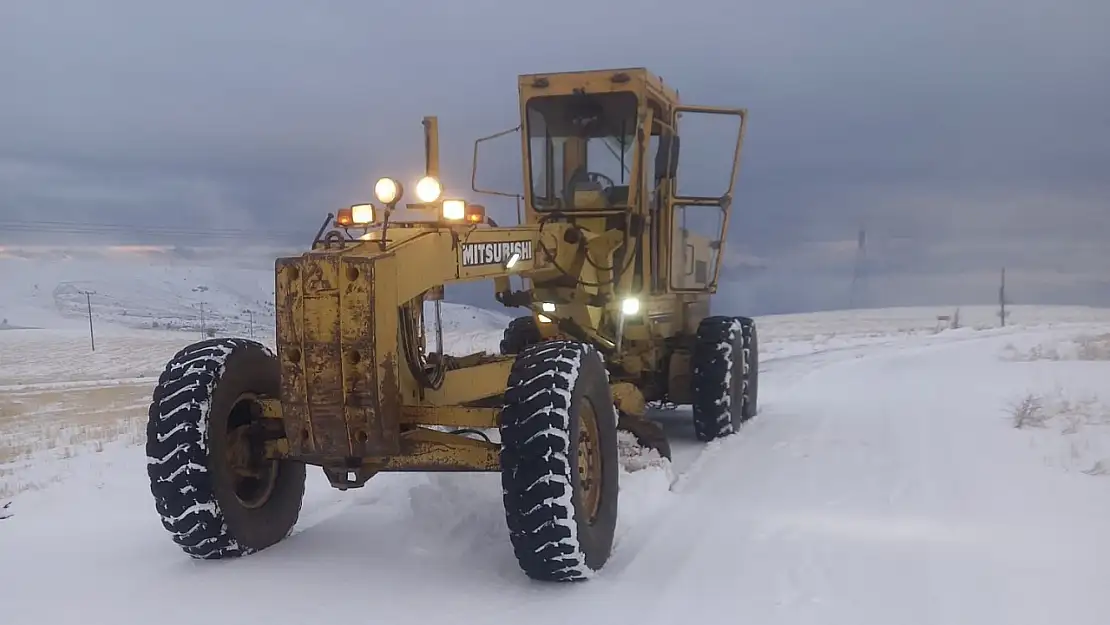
[145, 67, 758, 582]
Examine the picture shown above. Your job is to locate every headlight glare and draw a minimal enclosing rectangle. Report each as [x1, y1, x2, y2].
[350, 203, 374, 224]
[442, 199, 466, 221]
[374, 178, 402, 204]
[621, 297, 640, 316]
[415, 176, 443, 203]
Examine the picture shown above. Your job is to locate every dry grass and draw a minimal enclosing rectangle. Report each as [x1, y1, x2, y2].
[1010, 393, 1049, 429]
[1009, 388, 1108, 429]
[0, 382, 150, 498]
[1008, 388, 1110, 476]
[1003, 333, 1110, 362]
[0, 328, 190, 387]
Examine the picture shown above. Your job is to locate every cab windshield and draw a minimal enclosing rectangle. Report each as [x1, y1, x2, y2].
[526, 92, 638, 211]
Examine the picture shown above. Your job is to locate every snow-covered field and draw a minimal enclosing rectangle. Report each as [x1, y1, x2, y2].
[2, 250, 1110, 624]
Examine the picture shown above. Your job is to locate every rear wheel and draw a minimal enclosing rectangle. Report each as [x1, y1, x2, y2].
[738, 316, 759, 421]
[691, 316, 758, 441]
[146, 338, 305, 558]
[499, 340, 619, 581]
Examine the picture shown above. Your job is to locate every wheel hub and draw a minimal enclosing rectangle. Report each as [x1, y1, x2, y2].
[226, 394, 280, 509]
[577, 400, 602, 524]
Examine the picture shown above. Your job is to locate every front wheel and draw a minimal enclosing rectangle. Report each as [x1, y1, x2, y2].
[499, 340, 619, 581]
[146, 338, 305, 558]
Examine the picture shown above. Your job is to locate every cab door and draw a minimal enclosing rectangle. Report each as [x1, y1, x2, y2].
[665, 106, 748, 293]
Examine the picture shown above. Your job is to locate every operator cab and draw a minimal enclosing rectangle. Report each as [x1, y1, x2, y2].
[471, 67, 746, 296]
[526, 91, 637, 212]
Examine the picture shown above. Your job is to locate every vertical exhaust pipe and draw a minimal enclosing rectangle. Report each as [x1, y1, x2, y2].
[422, 116, 440, 179]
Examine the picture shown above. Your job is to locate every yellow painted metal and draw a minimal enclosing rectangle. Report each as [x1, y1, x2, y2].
[666, 105, 749, 293]
[398, 406, 499, 429]
[264, 66, 750, 482]
[417, 359, 515, 407]
[423, 116, 440, 179]
[259, 398, 498, 465]
[610, 382, 646, 418]
[576, 400, 602, 523]
[380, 428, 499, 472]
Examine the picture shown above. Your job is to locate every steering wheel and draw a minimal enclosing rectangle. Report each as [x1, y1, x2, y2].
[563, 168, 617, 209]
[584, 171, 616, 192]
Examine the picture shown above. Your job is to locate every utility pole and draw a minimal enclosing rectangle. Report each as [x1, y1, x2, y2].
[998, 267, 1008, 327]
[79, 290, 96, 351]
[243, 309, 255, 339]
[191, 285, 209, 338]
[849, 226, 867, 309]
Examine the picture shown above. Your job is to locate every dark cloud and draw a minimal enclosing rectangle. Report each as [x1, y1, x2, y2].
[1, 0, 1107, 313]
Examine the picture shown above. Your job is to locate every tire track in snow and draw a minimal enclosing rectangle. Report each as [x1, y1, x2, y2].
[597, 340, 885, 592]
[591, 327, 1038, 616]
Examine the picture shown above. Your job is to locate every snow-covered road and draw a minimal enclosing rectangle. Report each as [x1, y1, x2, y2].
[2, 322, 1110, 625]
[617, 330, 1110, 624]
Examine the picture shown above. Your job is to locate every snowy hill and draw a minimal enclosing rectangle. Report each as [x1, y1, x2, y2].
[3, 247, 1110, 624]
[0, 244, 284, 334]
[0, 244, 514, 342]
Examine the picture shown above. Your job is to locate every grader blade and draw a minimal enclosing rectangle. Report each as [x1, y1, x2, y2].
[617, 412, 672, 461]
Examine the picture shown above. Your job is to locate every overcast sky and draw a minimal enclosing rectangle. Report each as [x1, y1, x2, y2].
[2, 0, 1107, 313]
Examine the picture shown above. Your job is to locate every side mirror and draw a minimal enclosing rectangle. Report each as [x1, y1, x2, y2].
[654, 133, 680, 181]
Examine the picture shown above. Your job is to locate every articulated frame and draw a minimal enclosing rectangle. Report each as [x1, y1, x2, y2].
[256, 219, 630, 486]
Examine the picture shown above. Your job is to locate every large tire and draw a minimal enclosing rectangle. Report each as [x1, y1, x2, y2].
[146, 338, 305, 559]
[691, 316, 752, 441]
[499, 340, 619, 581]
[499, 315, 541, 355]
[738, 316, 759, 421]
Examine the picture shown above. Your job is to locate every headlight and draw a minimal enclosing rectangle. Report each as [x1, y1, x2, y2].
[415, 176, 443, 203]
[442, 199, 466, 221]
[350, 203, 374, 224]
[374, 178, 402, 205]
[621, 297, 640, 316]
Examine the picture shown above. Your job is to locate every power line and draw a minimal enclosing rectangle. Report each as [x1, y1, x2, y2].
[0, 218, 306, 240]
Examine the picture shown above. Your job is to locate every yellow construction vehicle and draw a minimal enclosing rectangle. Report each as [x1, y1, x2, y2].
[145, 67, 757, 582]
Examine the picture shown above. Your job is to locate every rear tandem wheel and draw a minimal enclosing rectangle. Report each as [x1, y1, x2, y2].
[691, 315, 760, 441]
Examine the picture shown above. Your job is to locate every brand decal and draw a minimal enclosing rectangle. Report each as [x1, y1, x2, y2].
[461, 240, 534, 267]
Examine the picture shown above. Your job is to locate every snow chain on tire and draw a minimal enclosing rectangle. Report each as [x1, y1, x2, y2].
[692, 315, 759, 441]
[146, 338, 305, 559]
[499, 340, 619, 581]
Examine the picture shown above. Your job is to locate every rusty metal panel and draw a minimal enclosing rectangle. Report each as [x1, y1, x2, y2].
[378, 429, 500, 472]
[372, 253, 404, 422]
[299, 256, 351, 457]
[276, 252, 403, 459]
[275, 257, 312, 453]
[398, 406, 499, 428]
[339, 256, 398, 456]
